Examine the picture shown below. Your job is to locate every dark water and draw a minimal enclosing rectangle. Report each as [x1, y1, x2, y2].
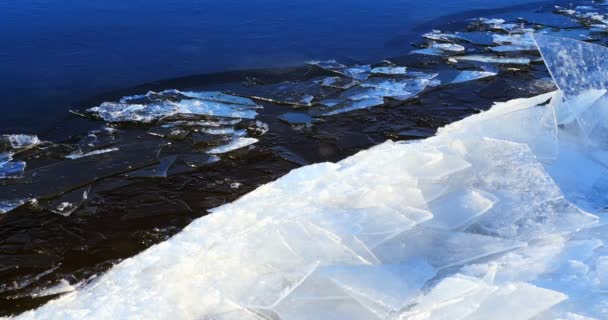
[1, 0, 545, 132]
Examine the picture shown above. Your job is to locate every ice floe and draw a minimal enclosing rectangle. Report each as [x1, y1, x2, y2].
[15, 34, 608, 319]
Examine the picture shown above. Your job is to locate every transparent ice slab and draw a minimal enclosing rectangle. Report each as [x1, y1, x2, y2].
[372, 227, 525, 269]
[534, 34, 608, 149]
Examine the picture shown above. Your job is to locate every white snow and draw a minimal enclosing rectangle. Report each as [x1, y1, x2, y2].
[14, 36, 608, 319]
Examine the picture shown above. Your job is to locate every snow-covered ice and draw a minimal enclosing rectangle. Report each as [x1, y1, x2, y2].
[14, 36, 608, 319]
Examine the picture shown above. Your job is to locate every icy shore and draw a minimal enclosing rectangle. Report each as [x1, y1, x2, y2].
[11, 35, 608, 319]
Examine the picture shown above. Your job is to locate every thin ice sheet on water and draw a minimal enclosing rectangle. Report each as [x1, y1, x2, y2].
[0, 152, 26, 179]
[308, 60, 371, 81]
[453, 55, 531, 65]
[89, 90, 259, 122]
[207, 137, 259, 154]
[1, 134, 41, 150]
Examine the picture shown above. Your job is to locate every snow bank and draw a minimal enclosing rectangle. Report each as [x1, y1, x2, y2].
[14, 36, 608, 319]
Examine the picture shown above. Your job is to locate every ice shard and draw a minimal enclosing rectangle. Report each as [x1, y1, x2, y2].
[534, 34, 608, 149]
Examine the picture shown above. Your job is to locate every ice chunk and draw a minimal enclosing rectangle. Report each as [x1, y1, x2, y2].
[207, 137, 258, 154]
[534, 34, 608, 149]
[318, 261, 435, 314]
[451, 70, 497, 84]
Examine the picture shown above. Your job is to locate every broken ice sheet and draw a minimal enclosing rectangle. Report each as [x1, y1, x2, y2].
[491, 33, 537, 52]
[346, 77, 432, 102]
[278, 112, 314, 125]
[423, 30, 494, 46]
[89, 90, 259, 122]
[322, 97, 385, 116]
[453, 55, 531, 65]
[370, 66, 407, 75]
[315, 76, 358, 89]
[207, 137, 258, 154]
[450, 70, 497, 84]
[0, 153, 26, 179]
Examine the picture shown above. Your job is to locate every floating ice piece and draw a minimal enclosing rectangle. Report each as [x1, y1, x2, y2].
[278, 112, 314, 125]
[65, 148, 119, 160]
[89, 91, 259, 122]
[412, 42, 465, 56]
[356, 78, 432, 101]
[491, 33, 537, 52]
[308, 60, 371, 80]
[89, 101, 177, 123]
[316, 76, 358, 89]
[207, 137, 258, 154]
[179, 91, 258, 106]
[370, 66, 407, 75]
[323, 97, 385, 116]
[451, 70, 497, 84]
[0, 160, 26, 179]
[423, 31, 494, 46]
[1, 134, 41, 150]
[453, 55, 531, 65]
[176, 99, 258, 119]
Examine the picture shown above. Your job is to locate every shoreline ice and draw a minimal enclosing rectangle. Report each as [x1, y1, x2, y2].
[12, 35, 608, 319]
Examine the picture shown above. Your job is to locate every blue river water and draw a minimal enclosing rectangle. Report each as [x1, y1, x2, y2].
[0, 0, 545, 131]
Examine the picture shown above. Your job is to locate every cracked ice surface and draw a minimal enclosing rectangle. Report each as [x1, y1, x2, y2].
[15, 37, 608, 319]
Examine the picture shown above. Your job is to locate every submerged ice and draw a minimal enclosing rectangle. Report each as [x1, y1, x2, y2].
[15, 35, 608, 319]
